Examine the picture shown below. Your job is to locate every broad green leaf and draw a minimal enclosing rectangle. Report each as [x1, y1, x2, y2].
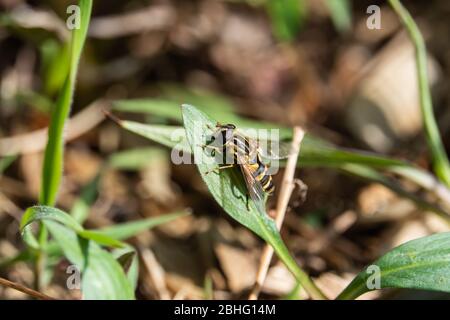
[44, 221, 134, 300]
[181, 104, 326, 299]
[337, 232, 450, 299]
[96, 211, 190, 240]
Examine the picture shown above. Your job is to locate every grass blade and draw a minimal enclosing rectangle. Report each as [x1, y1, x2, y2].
[96, 211, 190, 240]
[108, 147, 168, 171]
[388, 0, 450, 187]
[40, 0, 92, 205]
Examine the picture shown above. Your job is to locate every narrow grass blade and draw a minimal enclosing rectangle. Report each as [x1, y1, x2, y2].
[337, 232, 450, 299]
[40, 0, 92, 206]
[121, 122, 191, 152]
[388, 0, 450, 187]
[108, 147, 168, 171]
[96, 211, 190, 240]
[340, 164, 449, 219]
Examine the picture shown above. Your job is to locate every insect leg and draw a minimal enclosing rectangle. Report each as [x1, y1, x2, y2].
[204, 164, 235, 175]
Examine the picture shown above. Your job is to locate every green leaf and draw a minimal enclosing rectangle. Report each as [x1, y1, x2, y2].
[121, 121, 191, 152]
[21, 206, 124, 248]
[21, 206, 84, 233]
[181, 104, 326, 299]
[337, 232, 450, 299]
[44, 221, 134, 300]
[96, 211, 190, 240]
[113, 247, 139, 291]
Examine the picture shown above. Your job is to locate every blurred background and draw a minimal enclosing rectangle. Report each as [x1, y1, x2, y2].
[1, 0, 450, 299]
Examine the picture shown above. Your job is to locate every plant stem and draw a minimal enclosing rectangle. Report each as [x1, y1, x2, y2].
[388, 0, 450, 187]
[33, 0, 93, 290]
[0, 276, 55, 300]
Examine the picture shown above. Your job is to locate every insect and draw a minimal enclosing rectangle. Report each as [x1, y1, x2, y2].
[202, 123, 292, 214]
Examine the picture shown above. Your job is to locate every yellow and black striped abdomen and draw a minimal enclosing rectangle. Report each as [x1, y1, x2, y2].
[249, 161, 275, 194]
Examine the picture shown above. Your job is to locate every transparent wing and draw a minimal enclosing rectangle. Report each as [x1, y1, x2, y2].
[236, 153, 267, 215]
[257, 139, 293, 160]
[234, 128, 293, 160]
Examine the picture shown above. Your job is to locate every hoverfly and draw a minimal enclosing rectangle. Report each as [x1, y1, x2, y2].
[202, 123, 293, 215]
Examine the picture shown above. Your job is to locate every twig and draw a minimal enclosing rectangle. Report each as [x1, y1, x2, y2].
[140, 247, 171, 300]
[0, 276, 55, 300]
[249, 127, 307, 300]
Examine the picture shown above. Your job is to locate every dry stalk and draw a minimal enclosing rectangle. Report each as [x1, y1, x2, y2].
[0, 276, 55, 300]
[248, 127, 305, 300]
